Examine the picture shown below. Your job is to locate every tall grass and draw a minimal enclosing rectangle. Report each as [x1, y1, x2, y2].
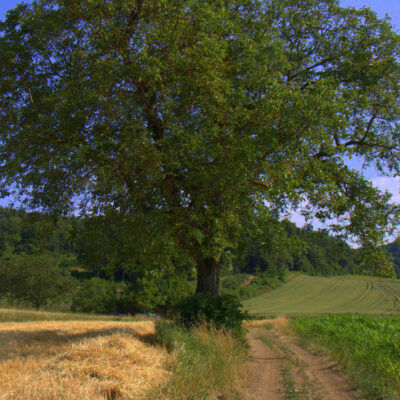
[292, 315, 400, 400]
[151, 321, 247, 399]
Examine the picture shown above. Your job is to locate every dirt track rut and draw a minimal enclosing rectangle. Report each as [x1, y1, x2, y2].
[243, 323, 360, 400]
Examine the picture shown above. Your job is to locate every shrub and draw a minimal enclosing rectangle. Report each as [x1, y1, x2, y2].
[0, 253, 74, 309]
[115, 272, 194, 314]
[115, 278, 166, 314]
[221, 271, 285, 300]
[71, 278, 116, 314]
[171, 294, 249, 336]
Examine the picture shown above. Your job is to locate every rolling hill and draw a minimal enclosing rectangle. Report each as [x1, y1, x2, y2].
[244, 274, 400, 317]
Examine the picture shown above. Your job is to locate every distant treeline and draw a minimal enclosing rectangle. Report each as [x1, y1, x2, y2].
[0, 206, 394, 313]
[386, 242, 400, 278]
[233, 219, 360, 277]
[0, 206, 361, 277]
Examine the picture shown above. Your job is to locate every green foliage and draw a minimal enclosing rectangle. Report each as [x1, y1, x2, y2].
[116, 278, 166, 314]
[236, 218, 361, 278]
[116, 269, 193, 313]
[386, 240, 400, 278]
[0, 207, 77, 258]
[221, 271, 284, 300]
[172, 294, 249, 336]
[71, 278, 117, 314]
[221, 274, 251, 291]
[71, 269, 193, 315]
[292, 315, 400, 399]
[358, 244, 396, 278]
[0, 253, 74, 309]
[0, 0, 399, 294]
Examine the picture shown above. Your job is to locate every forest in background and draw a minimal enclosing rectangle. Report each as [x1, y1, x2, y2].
[0, 206, 397, 313]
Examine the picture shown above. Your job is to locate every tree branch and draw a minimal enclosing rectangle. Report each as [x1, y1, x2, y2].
[344, 114, 377, 148]
[287, 57, 332, 82]
[135, 82, 165, 142]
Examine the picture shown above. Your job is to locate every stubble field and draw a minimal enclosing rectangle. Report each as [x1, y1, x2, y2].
[0, 320, 170, 400]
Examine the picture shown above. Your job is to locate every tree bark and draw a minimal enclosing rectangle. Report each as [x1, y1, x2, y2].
[196, 257, 220, 296]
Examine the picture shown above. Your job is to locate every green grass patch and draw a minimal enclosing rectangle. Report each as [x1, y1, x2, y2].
[151, 320, 247, 399]
[0, 308, 137, 322]
[292, 315, 400, 400]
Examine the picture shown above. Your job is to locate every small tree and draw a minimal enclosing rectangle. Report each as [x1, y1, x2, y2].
[0, 254, 73, 309]
[72, 277, 117, 314]
[0, 1, 400, 295]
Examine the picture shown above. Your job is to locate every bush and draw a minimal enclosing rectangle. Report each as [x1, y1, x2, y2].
[251, 272, 282, 290]
[221, 271, 285, 300]
[71, 278, 116, 314]
[0, 253, 74, 309]
[171, 294, 249, 336]
[115, 278, 166, 314]
[221, 274, 251, 291]
[115, 272, 194, 314]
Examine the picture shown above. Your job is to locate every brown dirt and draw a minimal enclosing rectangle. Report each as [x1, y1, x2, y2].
[243, 320, 360, 400]
[243, 332, 285, 400]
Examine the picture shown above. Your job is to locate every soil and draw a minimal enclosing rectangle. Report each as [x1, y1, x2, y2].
[243, 322, 360, 400]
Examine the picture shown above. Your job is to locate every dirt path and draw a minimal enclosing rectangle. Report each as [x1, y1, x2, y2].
[243, 322, 360, 400]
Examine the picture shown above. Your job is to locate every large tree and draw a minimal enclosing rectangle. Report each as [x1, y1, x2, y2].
[1, 0, 400, 295]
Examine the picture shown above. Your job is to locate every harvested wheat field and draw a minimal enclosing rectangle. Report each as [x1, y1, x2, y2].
[0, 320, 171, 400]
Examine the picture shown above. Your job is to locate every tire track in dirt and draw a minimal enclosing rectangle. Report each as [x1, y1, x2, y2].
[243, 322, 360, 400]
[243, 331, 285, 400]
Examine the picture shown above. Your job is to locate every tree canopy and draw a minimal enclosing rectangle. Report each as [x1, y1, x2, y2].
[1, 0, 399, 294]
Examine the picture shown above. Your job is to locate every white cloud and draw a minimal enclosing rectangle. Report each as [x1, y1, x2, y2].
[371, 176, 400, 204]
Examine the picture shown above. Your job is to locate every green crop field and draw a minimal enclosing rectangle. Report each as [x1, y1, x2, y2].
[292, 315, 400, 399]
[244, 274, 400, 317]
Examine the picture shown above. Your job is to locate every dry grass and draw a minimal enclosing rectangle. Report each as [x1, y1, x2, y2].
[244, 319, 272, 327]
[0, 321, 171, 400]
[245, 316, 291, 333]
[270, 316, 290, 332]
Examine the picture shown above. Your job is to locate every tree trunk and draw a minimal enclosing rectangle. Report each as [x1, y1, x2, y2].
[196, 257, 220, 296]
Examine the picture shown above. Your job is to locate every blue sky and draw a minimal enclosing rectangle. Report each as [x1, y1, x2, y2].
[1, 0, 399, 25]
[0, 1, 399, 225]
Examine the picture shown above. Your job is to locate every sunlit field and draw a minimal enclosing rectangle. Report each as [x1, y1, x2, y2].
[244, 275, 400, 317]
[0, 321, 170, 400]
